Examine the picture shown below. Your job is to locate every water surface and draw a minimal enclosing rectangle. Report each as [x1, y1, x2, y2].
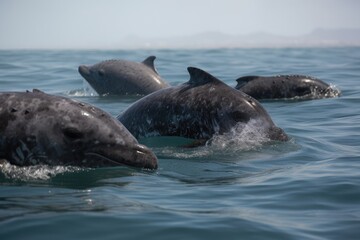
[0, 48, 359, 239]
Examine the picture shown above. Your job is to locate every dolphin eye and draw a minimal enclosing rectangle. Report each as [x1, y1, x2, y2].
[98, 69, 105, 77]
[63, 127, 84, 139]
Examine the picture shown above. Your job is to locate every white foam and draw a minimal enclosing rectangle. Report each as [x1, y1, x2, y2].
[0, 160, 82, 181]
[289, 84, 341, 100]
[326, 84, 341, 97]
[207, 119, 270, 151]
[153, 119, 274, 159]
[66, 80, 99, 97]
[66, 88, 98, 97]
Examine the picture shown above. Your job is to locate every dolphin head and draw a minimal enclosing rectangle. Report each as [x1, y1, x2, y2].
[78, 62, 136, 95]
[49, 98, 158, 169]
[298, 77, 341, 98]
[78, 64, 110, 95]
[3, 90, 158, 169]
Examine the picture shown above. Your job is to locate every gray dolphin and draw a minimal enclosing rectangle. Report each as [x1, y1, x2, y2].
[235, 75, 340, 100]
[78, 56, 169, 96]
[0, 90, 157, 169]
[117, 67, 288, 142]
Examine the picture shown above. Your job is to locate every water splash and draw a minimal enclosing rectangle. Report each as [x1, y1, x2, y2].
[66, 80, 98, 97]
[152, 119, 283, 159]
[326, 84, 341, 98]
[207, 119, 271, 151]
[0, 160, 83, 181]
[289, 84, 341, 100]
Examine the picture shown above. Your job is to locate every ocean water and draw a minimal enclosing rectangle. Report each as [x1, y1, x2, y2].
[0, 47, 359, 239]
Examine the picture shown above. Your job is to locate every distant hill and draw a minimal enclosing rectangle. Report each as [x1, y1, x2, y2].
[302, 28, 360, 45]
[116, 28, 360, 49]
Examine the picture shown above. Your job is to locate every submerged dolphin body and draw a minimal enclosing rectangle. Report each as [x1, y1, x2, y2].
[78, 56, 169, 96]
[235, 75, 340, 100]
[0, 90, 157, 169]
[118, 67, 288, 142]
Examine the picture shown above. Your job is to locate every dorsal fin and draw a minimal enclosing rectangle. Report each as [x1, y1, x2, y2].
[142, 56, 157, 73]
[235, 76, 259, 89]
[187, 67, 223, 86]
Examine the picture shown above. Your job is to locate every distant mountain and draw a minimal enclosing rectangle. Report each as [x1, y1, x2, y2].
[302, 28, 360, 45]
[116, 28, 360, 49]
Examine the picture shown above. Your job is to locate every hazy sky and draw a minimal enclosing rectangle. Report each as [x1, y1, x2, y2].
[0, 0, 359, 49]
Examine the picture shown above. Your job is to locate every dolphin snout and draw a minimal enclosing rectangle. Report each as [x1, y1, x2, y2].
[268, 126, 289, 142]
[133, 144, 158, 170]
[86, 143, 158, 170]
[78, 65, 90, 77]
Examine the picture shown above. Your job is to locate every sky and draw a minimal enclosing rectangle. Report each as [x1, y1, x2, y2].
[0, 0, 359, 49]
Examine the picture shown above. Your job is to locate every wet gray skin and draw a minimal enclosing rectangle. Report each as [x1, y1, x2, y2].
[118, 67, 288, 142]
[78, 56, 169, 96]
[235, 75, 340, 100]
[0, 90, 157, 169]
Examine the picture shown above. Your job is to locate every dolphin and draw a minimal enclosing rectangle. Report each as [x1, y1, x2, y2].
[235, 75, 340, 100]
[0, 89, 157, 169]
[78, 56, 169, 96]
[117, 67, 288, 142]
